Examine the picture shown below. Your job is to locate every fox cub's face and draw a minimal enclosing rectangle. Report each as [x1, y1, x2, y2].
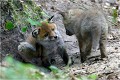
[32, 21, 58, 41]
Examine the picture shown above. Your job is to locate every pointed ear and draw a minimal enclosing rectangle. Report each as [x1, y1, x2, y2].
[32, 28, 40, 38]
[58, 11, 68, 20]
[47, 15, 54, 22]
[58, 11, 65, 17]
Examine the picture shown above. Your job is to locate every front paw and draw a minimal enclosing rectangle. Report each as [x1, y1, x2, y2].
[18, 43, 26, 52]
[51, 59, 56, 64]
[68, 57, 74, 66]
[81, 57, 86, 63]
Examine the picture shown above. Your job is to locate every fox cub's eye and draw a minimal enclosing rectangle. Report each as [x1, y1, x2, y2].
[44, 33, 48, 37]
[52, 28, 54, 31]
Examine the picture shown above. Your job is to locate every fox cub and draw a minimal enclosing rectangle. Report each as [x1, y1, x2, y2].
[18, 16, 69, 68]
[59, 8, 108, 63]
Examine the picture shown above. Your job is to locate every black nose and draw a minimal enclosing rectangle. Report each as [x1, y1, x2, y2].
[49, 36, 57, 40]
[66, 30, 73, 36]
[54, 36, 57, 39]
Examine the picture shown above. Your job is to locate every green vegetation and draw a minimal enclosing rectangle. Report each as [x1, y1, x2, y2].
[112, 8, 118, 23]
[5, 0, 49, 32]
[5, 21, 14, 30]
[1, 56, 48, 80]
[0, 56, 98, 80]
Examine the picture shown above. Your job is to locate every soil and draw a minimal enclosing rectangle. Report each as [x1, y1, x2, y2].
[1, 0, 120, 80]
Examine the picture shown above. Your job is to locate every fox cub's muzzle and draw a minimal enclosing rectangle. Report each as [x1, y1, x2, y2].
[49, 35, 58, 41]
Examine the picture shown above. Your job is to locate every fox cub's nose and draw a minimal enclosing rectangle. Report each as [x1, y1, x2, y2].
[54, 36, 57, 39]
[49, 36, 57, 40]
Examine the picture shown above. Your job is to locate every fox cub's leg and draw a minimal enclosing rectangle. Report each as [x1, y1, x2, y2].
[57, 46, 69, 65]
[18, 42, 51, 68]
[18, 42, 36, 63]
[41, 49, 52, 69]
[78, 39, 87, 63]
[99, 29, 107, 58]
[18, 42, 36, 53]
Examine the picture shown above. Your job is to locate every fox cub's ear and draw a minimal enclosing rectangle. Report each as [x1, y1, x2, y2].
[32, 28, 40, 38]
[47, 15, 54, 22]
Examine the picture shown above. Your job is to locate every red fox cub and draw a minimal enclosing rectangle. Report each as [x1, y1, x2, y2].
[18, 16, 69, 68]
[59, 8, 108, 63]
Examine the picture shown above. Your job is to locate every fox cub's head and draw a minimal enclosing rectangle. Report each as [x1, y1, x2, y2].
[59, 9, 83, 36]
[32, 16, 58, 41]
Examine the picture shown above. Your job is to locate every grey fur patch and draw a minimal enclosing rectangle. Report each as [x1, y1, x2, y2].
[18, 42, 36, 52]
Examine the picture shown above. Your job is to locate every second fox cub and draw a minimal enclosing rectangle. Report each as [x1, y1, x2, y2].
[18, 16, 69, 68]
[59, 8, 108, 63]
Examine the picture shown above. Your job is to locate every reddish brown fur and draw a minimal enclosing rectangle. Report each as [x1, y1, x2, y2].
[37, 21, 57, 39]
